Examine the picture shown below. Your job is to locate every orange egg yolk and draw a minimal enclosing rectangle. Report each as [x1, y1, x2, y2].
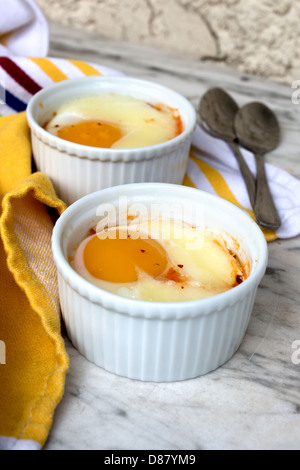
[83, 231, 168, 283]
[57, 120, 123, 148]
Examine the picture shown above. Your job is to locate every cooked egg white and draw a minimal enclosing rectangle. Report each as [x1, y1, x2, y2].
[71, 218, 247, 303]
[44, 94, 183, 149]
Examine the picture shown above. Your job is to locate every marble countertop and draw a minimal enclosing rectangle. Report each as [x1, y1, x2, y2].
[45, 22, 300, 451]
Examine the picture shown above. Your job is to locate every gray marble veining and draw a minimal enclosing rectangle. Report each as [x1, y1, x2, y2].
[45, 22, 300, 451]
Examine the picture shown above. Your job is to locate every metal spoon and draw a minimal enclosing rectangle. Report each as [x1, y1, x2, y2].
[234, 102, 281, 231]
[199, 88, 256, 209]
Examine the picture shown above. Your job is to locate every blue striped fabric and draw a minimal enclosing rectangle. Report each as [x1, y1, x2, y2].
[0, 85, 27, 113]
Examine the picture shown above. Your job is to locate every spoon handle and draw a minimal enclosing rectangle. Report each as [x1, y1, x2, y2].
[254, 153, 281, 230]
[228, 141, 256, 209]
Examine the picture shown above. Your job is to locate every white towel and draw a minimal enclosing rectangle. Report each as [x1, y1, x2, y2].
[0, 0, 48, 57]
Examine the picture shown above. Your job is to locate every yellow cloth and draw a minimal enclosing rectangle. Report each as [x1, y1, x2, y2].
[0, 112, 69, 449]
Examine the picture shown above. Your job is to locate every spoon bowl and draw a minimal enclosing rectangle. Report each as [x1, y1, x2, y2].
[199, 88, 256, 208]
[199, 87, 238, 141]
[234, 102, 280, 155]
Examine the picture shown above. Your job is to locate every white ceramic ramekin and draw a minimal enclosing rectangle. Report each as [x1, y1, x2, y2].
[26, 76, 196, 206]
[52, 183, 268, 382]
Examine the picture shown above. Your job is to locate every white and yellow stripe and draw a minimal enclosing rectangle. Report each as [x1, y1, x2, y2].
[184, 150, 277, 242]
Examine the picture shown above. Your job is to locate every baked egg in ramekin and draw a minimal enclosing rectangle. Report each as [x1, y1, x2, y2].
[27, 76, 196, 206]
[52, 183, 268, 382]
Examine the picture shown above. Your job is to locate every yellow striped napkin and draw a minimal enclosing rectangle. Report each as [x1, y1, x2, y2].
[0, 56, 124, 116]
